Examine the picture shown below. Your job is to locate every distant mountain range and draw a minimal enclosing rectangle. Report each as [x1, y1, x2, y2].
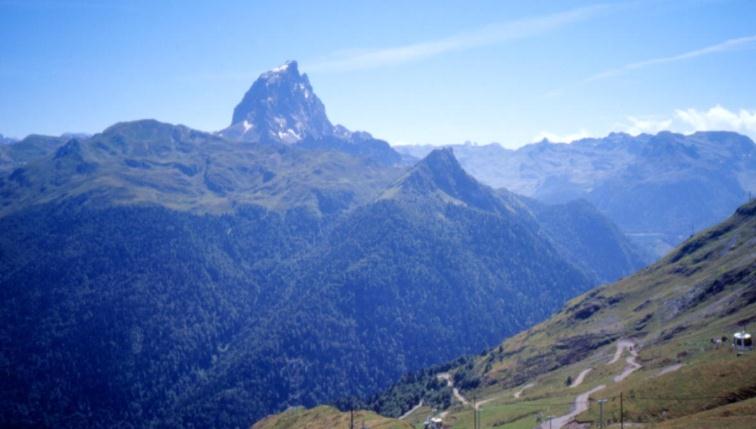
[397, 132, 756, 257]
[0, 62, 646, 428]
[0, 133, 91, 174]
[0, 134, 17, 145]
[0, 134, 68, 174]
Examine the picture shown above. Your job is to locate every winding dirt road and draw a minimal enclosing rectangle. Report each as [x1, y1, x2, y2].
[437, 372, 469, 406]
[538, 385, 606, 429]
[614, 341, 641, 382]
[609, 340, 635, 364]
[441, 340, 643, 428]
[477, 381, 536, 410]
[514, 382, 535, 399]
[538, 340, 642, 429]
[398, 399, 423, 420]
[656, 363, 683, 377]
[570, 368, 593, 388]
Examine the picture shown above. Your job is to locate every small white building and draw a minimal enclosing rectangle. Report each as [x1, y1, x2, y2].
[424, 416, 444, 429]
[733, 330, 752, 352]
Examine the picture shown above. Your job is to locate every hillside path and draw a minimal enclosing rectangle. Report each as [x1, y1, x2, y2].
[437, 372, 469, 406]
[477, 381, 537, 410]
[514, 382, 535, 399]
[538, 385, 606, 429]
[614, 341, 641, 382]
[542, 339, 643, 429]
[398, 399, 423, 420]
[476, 396, 496, 410]
[609, 340, 636, 364]
[570, 368, 593, 388]
[656, 363, 683, 377]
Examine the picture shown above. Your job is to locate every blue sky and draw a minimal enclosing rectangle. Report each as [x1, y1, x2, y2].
[1, 0, 755, 147]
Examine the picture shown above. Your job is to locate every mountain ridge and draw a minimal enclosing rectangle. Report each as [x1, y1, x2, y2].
[396, 131, 756, 257]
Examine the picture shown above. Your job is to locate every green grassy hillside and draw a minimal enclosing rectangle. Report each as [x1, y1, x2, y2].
[251, 406, 412, 429]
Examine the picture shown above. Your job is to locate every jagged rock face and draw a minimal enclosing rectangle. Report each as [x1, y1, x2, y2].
[223, 61, 333, 144]
[219, 61, 402, 166]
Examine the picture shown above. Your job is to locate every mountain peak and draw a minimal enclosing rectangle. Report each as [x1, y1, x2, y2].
[218, 61, 401, 165]
[420, 147, 458, 168]
[406, 148, 473, 189]
[268, 60, 298, 75]
[414, 147, 476, 183]
[386, 148, 501, 211]
[222, 60, 333, 144]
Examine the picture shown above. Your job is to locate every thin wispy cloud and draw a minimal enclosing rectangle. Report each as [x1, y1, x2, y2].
[584, 34, 756, 83]
[305, 4, 614, 73]
[544, 34, 756, 97]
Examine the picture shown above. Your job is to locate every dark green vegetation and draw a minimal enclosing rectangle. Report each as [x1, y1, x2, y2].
[368, 199, 756, 428]
[397, 132, 756, 257]
[0, 118, 647, 428]
[521, 196, 652, 283]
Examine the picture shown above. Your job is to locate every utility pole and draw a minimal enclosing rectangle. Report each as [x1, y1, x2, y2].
[473, 395, 477, 429]
[547, 415, 553, 429]
[349, 398, 354, 429]
[620, 392, 624, 429]
[598, 399, 607, 429]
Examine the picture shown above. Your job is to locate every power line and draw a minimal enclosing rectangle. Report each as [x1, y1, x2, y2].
[629, 395, 738, 400]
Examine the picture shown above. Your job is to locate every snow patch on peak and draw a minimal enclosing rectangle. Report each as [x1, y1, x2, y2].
[270, 60, 298, 74]
[272, 63, 290, 73]
[277, 129, 302, 144]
